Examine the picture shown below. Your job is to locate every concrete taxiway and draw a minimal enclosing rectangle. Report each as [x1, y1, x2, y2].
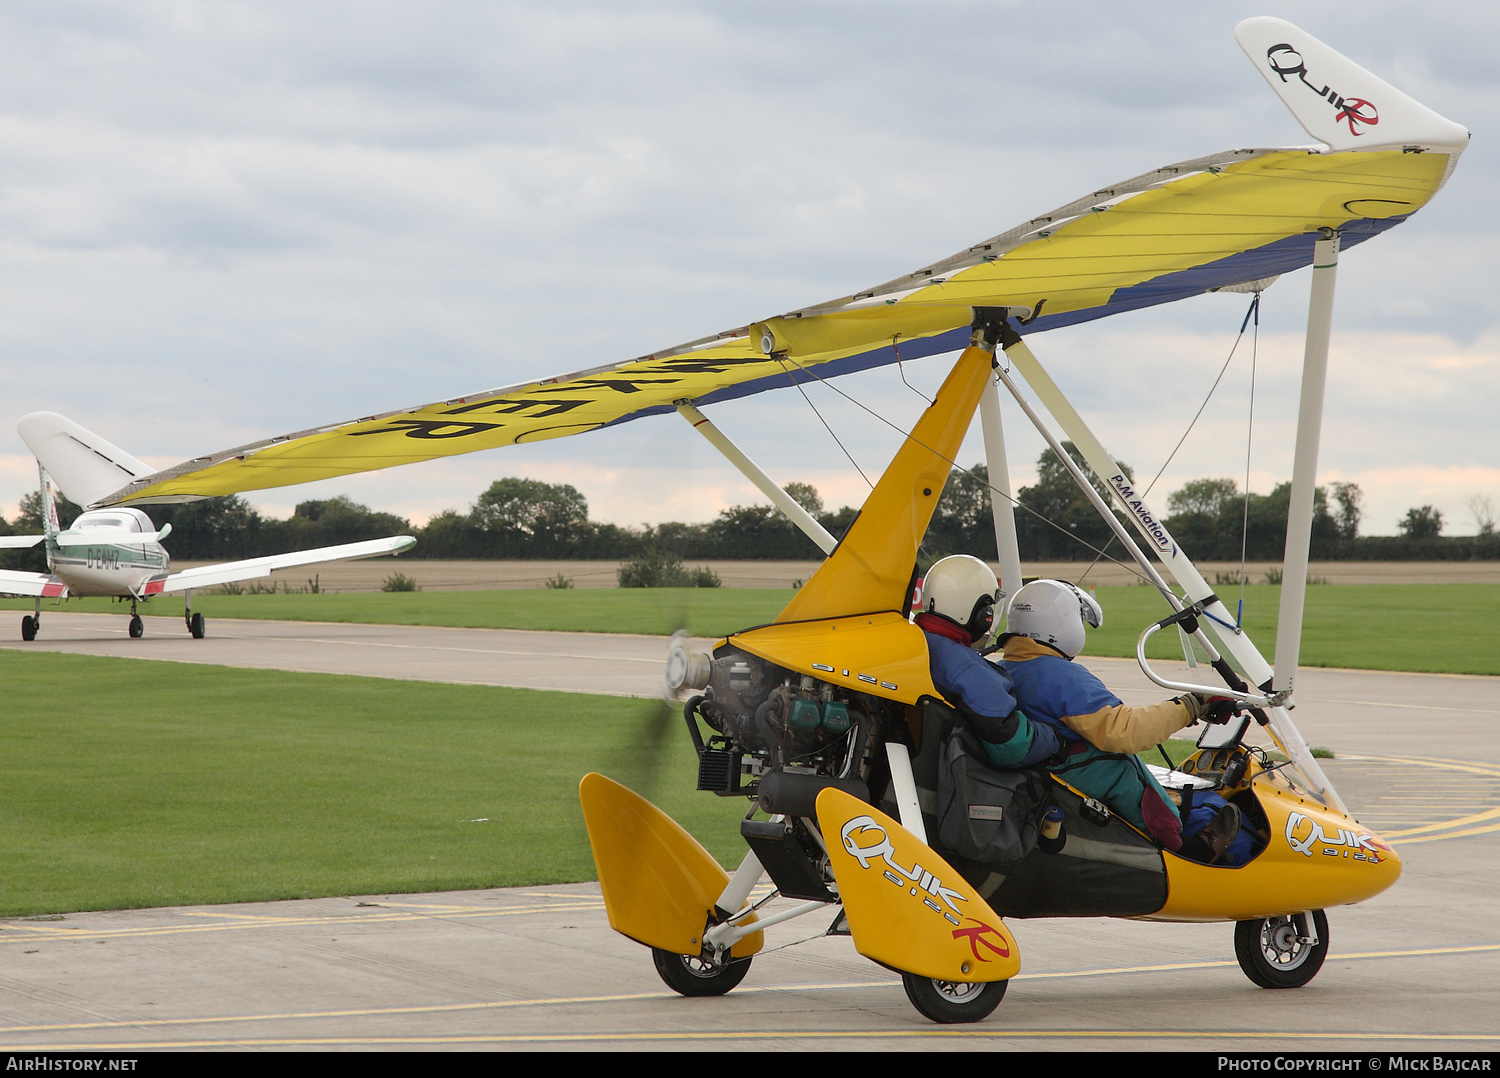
[0, 613, 1496, 1051]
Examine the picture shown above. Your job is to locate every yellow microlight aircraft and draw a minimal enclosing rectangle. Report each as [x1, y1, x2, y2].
[85, 19, 1466, 1022]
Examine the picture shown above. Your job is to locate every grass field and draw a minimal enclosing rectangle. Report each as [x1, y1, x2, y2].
[0, 650, 748, 917]
[0, 649, 1295, 916]
[11, 582, 1498, 675]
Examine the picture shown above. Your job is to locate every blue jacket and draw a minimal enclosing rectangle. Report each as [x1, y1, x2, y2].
[998, 636, 1184, 843]
[924, 630, 1063, 768]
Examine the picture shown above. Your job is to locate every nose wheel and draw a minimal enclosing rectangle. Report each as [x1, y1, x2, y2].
[128, 615, 144, 639]
[1234, 909, 1329, 988]
[901, 972, 1008, 1023]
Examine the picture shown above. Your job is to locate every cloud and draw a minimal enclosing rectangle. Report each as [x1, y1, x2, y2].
[0, 2, 1490, 549]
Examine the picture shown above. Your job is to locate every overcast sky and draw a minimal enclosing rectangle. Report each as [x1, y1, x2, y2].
[0, 1, 1493, 542]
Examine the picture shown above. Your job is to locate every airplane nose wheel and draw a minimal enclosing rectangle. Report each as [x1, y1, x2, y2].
[650, 947, 752, 997]
[900, 972, 1008, 1023]
[128, 615, 144, 639]
[1234, 909, 1329, 988]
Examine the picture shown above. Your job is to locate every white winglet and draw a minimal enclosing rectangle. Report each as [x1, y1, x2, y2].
[1236, 17, 1469, 154]
[18, 412, 155, 508]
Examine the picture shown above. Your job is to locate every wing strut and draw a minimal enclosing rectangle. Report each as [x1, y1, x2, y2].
[978, 379, 1023, 609]
[675, 402, 838, 555]
[1273, 230, 1340, 697]
[995, 323, 1344, 814]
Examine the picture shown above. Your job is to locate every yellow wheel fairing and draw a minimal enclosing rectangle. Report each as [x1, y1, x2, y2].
[578, 772, 762, 959]
[817, 787, 1019, 983]
[103, 148, 1455, 508]
[1153, 777, 1401, 922]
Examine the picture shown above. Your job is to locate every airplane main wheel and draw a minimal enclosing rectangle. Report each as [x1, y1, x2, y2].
[128, 615, 144, 639]
[20, 616, 36, 641]
[189, 613, 205, 639]
[900, 972, 1008, 1024]
[650, 947, 751, 997]
[1234, 909, 1329, 989]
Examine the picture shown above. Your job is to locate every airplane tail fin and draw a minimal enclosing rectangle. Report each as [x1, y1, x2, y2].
[17, 412, 155, 509]
[38, 463, 60, 569]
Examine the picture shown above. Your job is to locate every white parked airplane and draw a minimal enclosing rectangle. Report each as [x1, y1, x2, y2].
[0, 413, 415, 640]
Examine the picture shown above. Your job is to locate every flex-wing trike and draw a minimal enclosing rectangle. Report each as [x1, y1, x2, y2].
[568, 19, 1466, 1023]
[579, 312, 1398, 1023]
[81, 18, 1463, 1024]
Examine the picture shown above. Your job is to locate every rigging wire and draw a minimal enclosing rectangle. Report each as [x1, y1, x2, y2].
[777, 358, 875, 490]
[1074, 292, 1263, 589]
[1144, 292, 1261, 501]
[776, 350, 1160, 585]
[893, 336, 935, 406]
[1237, 296, 1261, 626]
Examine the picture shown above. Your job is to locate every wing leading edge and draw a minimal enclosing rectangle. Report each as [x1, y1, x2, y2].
[158, 535, 417, 593]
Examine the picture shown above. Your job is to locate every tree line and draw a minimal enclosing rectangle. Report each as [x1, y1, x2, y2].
[2, 445, 1493, 565]
[925, 444, 1497, 563]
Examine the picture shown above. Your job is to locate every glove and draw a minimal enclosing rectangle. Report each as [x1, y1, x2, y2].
[1178, 693, 1242, 725]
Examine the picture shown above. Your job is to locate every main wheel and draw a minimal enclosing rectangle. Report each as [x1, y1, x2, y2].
[189, 613, 206, 639]
[650, 947, 751, 997]
[1234, 909, 1329, 988]
[128, 615, 144, 639]
[20, 616, 36, 641]
[901, 972, 1008, 1024]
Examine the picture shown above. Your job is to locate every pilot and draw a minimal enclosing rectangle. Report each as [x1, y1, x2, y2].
[914, 555, 1063, 768]
[998, 578, 1251, 865]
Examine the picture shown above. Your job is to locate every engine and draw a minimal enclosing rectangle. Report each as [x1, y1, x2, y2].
[671, 645, 881, 806]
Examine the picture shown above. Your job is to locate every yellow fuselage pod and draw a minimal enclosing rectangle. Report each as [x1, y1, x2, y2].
[1152, 775, 1401, 922]
[728, 612, 938, 707]
[817, 787, 1019, 982]
[578, 773, 762, 958]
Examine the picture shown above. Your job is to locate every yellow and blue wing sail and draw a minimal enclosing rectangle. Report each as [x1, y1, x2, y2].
[101, 146, 1454, 507]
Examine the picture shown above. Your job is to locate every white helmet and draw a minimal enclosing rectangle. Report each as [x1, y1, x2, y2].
[1005, 579, 1103, 659]
[922, 555, 1002, 644]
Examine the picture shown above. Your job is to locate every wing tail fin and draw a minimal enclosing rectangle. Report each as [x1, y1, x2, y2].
[1235, 17, 1468, 154]
[18, 413, 155, 509]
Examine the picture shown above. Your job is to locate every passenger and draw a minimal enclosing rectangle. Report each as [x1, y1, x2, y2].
[914, 555, 1063, 769]
[998, 579, 1252, 865]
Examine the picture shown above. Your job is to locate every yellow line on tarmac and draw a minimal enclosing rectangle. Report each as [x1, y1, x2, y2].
[1395, 822, 1500, 844]
[1358, 754, 1500, 780]
[1339, 755, 1500, 843]
[1385, 806, 1500, 838]
[10, 1030, 1500, 1050]
[0, 990, 696, 1036]
[1329, 700, 1500, 716]
[3, 943, 1497, 1039]
[1016, 941, 1500, 979]
[0, 902, 606, 943]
